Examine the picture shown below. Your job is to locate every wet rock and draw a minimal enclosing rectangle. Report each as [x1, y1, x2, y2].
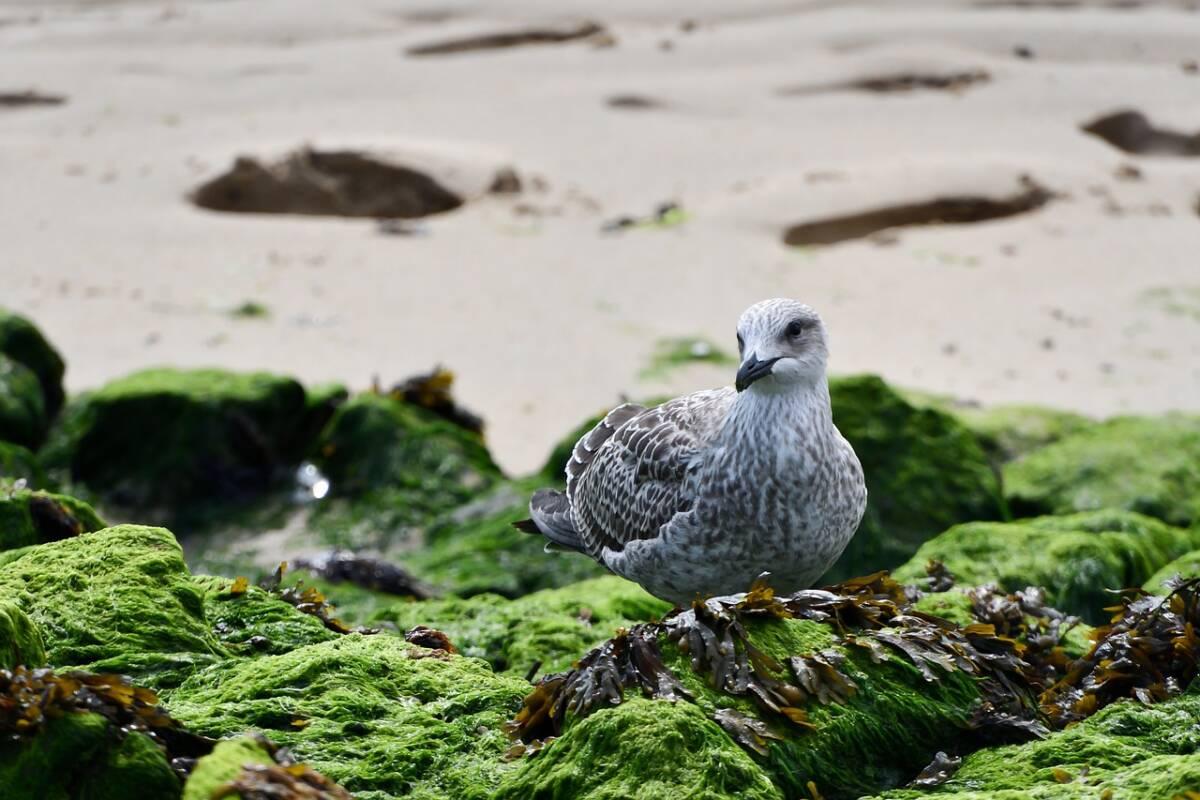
[1003, 414, 1200, 527]
[164, 635, 529, 799]
[825, 375, 1007, 581]
[0, 525, 225, 688]
[0, 309, 65, 421]
[893, 510, 1200, 622]
[42, 368, 340, 509]
[0, 485, 105, 551]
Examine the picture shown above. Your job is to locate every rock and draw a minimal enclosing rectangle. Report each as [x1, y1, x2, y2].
[893, 511, 1200, 622]
[196, 575, 339, 657]
[42, 368, 338, 509]
[0, 600, 45, 669]
[825, 375, 1007, 581]
[0, 485, 106, 551]
[376, 575, 669, 677]
[1003, 414, 1200, 528]
[0, 525, 225, 687]
[495, 698, 784, 800]
[308, 392, 502, 551]
[1144, 549, 1200, 593]
[0, 309, 65, 421]
[163, 634, 529, 799]
[0, 442, 46, 487]
[870, 692, 1200, 799]
[0, 712, 180, 800]
[0, 354, 46, 450]
[182, 736, 275, 800]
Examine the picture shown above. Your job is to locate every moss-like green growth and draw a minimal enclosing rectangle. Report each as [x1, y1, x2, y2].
[164, 634, 529, 800]
[0, 443, 46, 487]
[0, 309, 65, 420]
[0, 355, 47, 450]
[195, 575, 338, 657]
[0, 712, 180, 800]
[639, 337, 737, 381]
[229, 300, 270, 320]
[182, 736, 275, 800]
[1003, 414, 1200, 528]
[825, 375, 1007, 581]
[0, 525, 224, 687]
[405, 481, 606, 598]
[0, 486, 106, 551]
[0, 600, 45, 669]
[872, 692, 1200, 799]
[907, 588, 1093, 659]
[1144, 548, 1200, 593]
[307, 392, 502, 551]
[496, 698, 783, 800]
[893, 511, 1200, 622]
[376, 575, 670, 677]
[42, 368, 336, 509]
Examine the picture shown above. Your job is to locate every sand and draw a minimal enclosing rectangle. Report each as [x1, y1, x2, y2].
[2, 0, 1198, 475]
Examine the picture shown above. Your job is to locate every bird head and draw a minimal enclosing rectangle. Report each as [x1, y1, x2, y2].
[734, 299, 829, 393]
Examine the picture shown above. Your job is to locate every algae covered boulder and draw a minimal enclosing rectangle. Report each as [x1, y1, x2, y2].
[0, 485, 106, 552]
[42, 368, 340, 508]
[164, 634, 529, 799]
[0, 309, 65, 422]
[0, 525, 224, 687]
[0, 601, 44, 669]
[377, 575, 670, 677]
[893, 510, 1200, 621]
[308, 391, 503, 550]
[1144, 549, 1200, 593]
[0, 443, 45, 487]
[1003, 414, 1200, 528]
[825, 375, 1006, 581]
[195, 574, 339, 657]
[0, 354, 47, 450]
[183, 736, 275, 800]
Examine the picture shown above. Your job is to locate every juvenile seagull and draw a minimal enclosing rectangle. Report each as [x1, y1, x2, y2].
[518, 298, 867, 604]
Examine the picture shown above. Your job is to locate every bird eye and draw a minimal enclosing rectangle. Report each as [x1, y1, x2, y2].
[785, 320, 806, 338]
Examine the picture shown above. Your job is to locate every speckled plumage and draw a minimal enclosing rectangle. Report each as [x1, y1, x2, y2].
[525, 299, 867, 604]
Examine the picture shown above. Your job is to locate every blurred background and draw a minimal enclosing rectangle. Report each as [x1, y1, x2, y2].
[2, 0, 1198, 476]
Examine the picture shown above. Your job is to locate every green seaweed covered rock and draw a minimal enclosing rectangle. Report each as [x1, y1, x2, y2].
[181, 736, 274, 800]
[825, 375, 1007, 581]
[0, 525, 224, 687]
[195, 575, 338, 657]
[1003, 414, 1200, 528]
[0, 601, 44, 669]
[377, 575, 670, 677]
[0, 309, 65, 422]
[893, 511, 1200, 621]
[164, 634, 529, 800]
[0, 443, 46, 487]
[0, 355, 47, 451]
[0, 486, 106, 552]
[42, 368, 339, 508]
[948, 404, 1095, 466]
[1144, 549, 1200, 593]
[308, 392, 503, 551]
[0, 712, 180, 800]
[873, 691, 1200, 800]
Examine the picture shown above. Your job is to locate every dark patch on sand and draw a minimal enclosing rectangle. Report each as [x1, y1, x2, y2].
[407, 21, 607, 57]
[1082, 110, 1200, 156]
[779, 70, 989, 97]
[782, 176, 1052, 247]
[190, 148, 463, 219]
[0, 90, 65, 108]
[606, 94, 666, 110]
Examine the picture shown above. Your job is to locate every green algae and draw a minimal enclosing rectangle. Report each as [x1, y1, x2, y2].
[307, 392, 503, 552]
[0, 712, 179, 800]
[376, 575, 670, 677]
[0, 486, 106, 551]
[893, 511, 1200, 622]
[0, 309, 65, 421]
[825, 375, 1007, 581]
[0, 601, 45, 669]
[0, 525, 224, 687]
[195, 575, 338, 657]
[164, 634, 528, 800]
[496, 697, 784, 800]
[42, 368, 333, 509]
[638, 337, 737, 381]
[182, 736, 275, 800]
[949, 404, 1095, 466]
[873, 691, 1200, 799]
[0, 355, 47, 450]
[1144, 548, 1200, 593]
[0, 443, 46, 487]
[1003, 413, 1200, 527]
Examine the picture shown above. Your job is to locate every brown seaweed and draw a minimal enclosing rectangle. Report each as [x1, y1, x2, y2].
[212, 733, 352, 799]
[383, 367, 484, 434]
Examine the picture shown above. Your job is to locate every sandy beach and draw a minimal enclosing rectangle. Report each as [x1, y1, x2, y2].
[2, 0, 1199, 475]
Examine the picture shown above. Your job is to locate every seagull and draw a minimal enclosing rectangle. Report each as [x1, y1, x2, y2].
[517, 298, 867, 604]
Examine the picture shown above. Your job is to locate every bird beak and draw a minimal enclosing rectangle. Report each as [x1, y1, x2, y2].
[735, 354, 780, 392]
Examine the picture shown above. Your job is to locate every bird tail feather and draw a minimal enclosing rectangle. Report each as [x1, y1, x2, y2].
[515, 488, 586, 553]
